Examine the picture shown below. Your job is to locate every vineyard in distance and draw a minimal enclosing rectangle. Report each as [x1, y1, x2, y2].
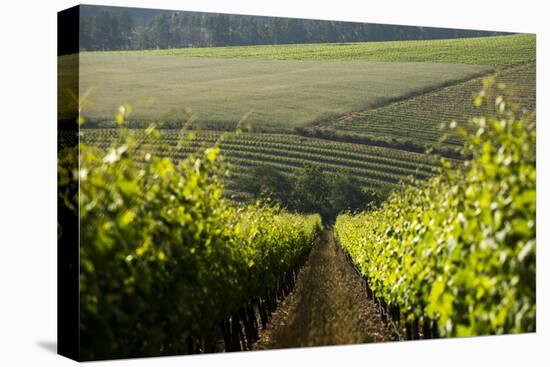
[72, 33, 535, 204]
[58, 8, 536, 360]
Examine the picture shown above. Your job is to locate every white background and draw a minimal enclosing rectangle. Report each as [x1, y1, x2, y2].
[0, 0, 548, 365]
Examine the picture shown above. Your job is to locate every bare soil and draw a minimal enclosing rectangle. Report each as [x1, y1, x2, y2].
[253, 230, 394, 349]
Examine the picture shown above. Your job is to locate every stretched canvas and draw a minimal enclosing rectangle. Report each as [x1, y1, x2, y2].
[58, 4, 536, 361]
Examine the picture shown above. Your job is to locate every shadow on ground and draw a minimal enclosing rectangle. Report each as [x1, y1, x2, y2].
[36, 341, 57, 354]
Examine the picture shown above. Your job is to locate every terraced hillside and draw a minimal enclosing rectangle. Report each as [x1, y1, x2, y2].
[305, 62, 535, 155]
[80, 129, 440, 197]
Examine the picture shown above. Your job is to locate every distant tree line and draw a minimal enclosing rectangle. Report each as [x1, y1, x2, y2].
[79, 6, 507, 51]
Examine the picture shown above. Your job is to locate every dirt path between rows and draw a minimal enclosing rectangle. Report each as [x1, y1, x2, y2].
[253, 230, 393, 350]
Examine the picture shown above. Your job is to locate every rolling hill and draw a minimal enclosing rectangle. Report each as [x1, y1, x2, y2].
[71, 34, 536, 199]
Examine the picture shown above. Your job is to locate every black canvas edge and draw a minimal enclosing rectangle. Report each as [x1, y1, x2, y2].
[58, 4, 81, 362]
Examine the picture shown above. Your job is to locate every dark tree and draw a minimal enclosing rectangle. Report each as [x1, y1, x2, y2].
[328, 173, 381, 214]
[292, 164, 333, 222]
[236, 165, 294, 206]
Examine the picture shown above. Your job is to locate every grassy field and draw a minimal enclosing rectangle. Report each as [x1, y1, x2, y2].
[101, 34, 535, 65]
[77, 54, 491, 132]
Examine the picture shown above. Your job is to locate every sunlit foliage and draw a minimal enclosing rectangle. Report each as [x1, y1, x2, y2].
[59, 120, 322, 359]
[335, 81, 535, 337]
